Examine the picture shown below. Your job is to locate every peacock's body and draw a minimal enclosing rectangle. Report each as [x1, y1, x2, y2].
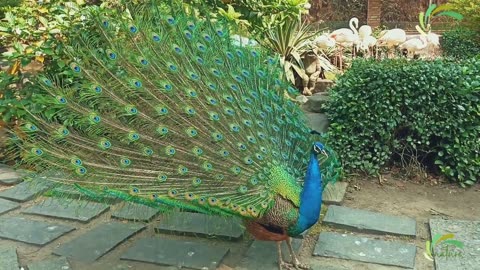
[10, 1, 340, 269]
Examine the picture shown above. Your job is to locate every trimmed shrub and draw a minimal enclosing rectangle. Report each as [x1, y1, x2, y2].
[442, 27, 480, 59]
[325, 58, 480, 186]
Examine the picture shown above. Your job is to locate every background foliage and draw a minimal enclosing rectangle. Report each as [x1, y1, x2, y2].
[325, 58, 480, 186]
[441, 27, 480, 59]
[446, 0, 480, 32]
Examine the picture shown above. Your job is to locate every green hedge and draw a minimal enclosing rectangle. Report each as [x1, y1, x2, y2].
[441, 27, 480, 59]
[325, 58, 480, 186]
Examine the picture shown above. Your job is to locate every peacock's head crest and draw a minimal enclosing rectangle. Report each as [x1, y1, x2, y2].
[312, 142, 328, 157]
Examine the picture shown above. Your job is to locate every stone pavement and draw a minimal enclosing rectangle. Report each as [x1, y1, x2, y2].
[0, 164, 479, 270]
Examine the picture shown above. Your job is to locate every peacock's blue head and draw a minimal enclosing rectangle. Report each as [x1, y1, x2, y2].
[312, 142, 328, 157]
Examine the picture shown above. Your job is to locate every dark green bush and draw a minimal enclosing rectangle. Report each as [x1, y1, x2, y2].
[325, 58, 480, 186]
[441, 27, 480, 59]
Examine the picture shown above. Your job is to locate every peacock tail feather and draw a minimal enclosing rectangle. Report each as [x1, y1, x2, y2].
[9, 1, 340, 219]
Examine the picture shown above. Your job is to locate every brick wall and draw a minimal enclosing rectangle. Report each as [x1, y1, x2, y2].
[367, 0, 382, 27]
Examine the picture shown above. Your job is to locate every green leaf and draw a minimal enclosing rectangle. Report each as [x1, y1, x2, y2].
[435, 11, 464, 20]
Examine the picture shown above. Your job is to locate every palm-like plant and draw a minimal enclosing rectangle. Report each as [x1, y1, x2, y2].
[261, 14, 319, 84]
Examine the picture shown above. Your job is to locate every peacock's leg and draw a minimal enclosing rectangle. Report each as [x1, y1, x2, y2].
[286, 237, 311, 270]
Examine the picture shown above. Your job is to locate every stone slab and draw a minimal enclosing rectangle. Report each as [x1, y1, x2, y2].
[111, 202, 160, 222]
[22, 198, 109, 223]
[53, 222, 145, 262]
[121, 237, 229, 270]
[27, 256, 71, 270]
[323, 182, 348, 205]
[313, 232, 416, 269]
[0, 178, 51, 202]
[302, 93, 329, 113]
[429, 219, 480, 270]
[238, 239, 302, 270]
[0, 169, 23, 185]
[156, 212, 244, 240]
[0, 198, 20, 215]
[306, 113, 330, 133]
[323, 205, 417, 237]
[0, 216, 75, 246]
[0, 246, 19, 270]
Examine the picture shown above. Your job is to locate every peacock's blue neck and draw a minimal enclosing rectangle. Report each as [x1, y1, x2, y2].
[289, 151, 323, 235]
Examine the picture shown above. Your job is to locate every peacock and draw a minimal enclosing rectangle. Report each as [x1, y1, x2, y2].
[8, 1, 341, 269]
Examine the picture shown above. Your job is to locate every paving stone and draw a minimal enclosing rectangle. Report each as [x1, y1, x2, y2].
[323, 182, 348, 205]
[53, 222, 145, 262]
[156, 212, 244, 240]
[111, 202, 160, 222]
[306, 112, 330, 133]
[0, 246, 19, 270]
[302, 93, 329, 113]
[0, 198, 20, 215]
[0, 178, 52, 202]
[27, 256, 71, 270]
[313, 232, 416, 269]
[0, 216, 74, 246]
[238, 239, 302, 270]
[323, 205, 416, 237]
[0, 168, 23, 185]
[22, 198, 109, 223]
[429, 219, 480, 270]
[121, 237, 230, 270]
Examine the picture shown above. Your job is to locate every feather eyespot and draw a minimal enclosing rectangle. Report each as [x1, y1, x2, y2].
[93, 85, 102, 93]
[192, 177, 202, 187]
[209, 112, 220, 121]
[25, 123, 37, 131]
[165, 146, 176, 156]
[70, 63, 81, 73]
[166, 16, 176, 25]
[152, 34, 161, 42]
[71, 158, 82, 166]
[168, 189, 178, 197]
[231, 166, 241, 175]
[186, 127, 198, 137]
[32, 148, 43, 156]
[184, 30, 192, 39]
[208, 197, 218, 206]
[157, 174, 167, 182]
[76, 167, 87, 175]
[185, 193, 195, 201]
[131, 187, 139, 193]
[219, 149, 229, 157]
[198, 197, 206, 204]
[58, 127, 69, 137]
[129, 25, 138, 33]
[120, 158, 131, 167]
[193, 147, 203, 156]
[212, 132, 223, 142]
[203, 162, 213, 171]
[178, 165, 188, 174]
[243, 157, 253, 165]
[143, 147, 153, 156]
[128, 131, 140, 141]
[99, 139, 111, 150]
[238, 186, 248, 194]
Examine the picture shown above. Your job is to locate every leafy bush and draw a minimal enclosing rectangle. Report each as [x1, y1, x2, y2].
[325, 58, 480, 186]
[441, 27, 480, 59]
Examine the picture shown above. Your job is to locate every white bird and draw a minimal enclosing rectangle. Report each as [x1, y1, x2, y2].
[359, 35, 377, 58]
[313, 34, 336, 50]
[358, 25, 372, 40]
[398, 36, 428, 58]
[377, 28, 407, 58]
[329, 17, 359, 69]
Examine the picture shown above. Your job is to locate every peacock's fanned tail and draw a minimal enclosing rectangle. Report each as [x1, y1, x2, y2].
[11, 2, 336, 219]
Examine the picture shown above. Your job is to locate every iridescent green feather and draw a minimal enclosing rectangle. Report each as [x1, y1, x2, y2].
[10, 1, 339, 219]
